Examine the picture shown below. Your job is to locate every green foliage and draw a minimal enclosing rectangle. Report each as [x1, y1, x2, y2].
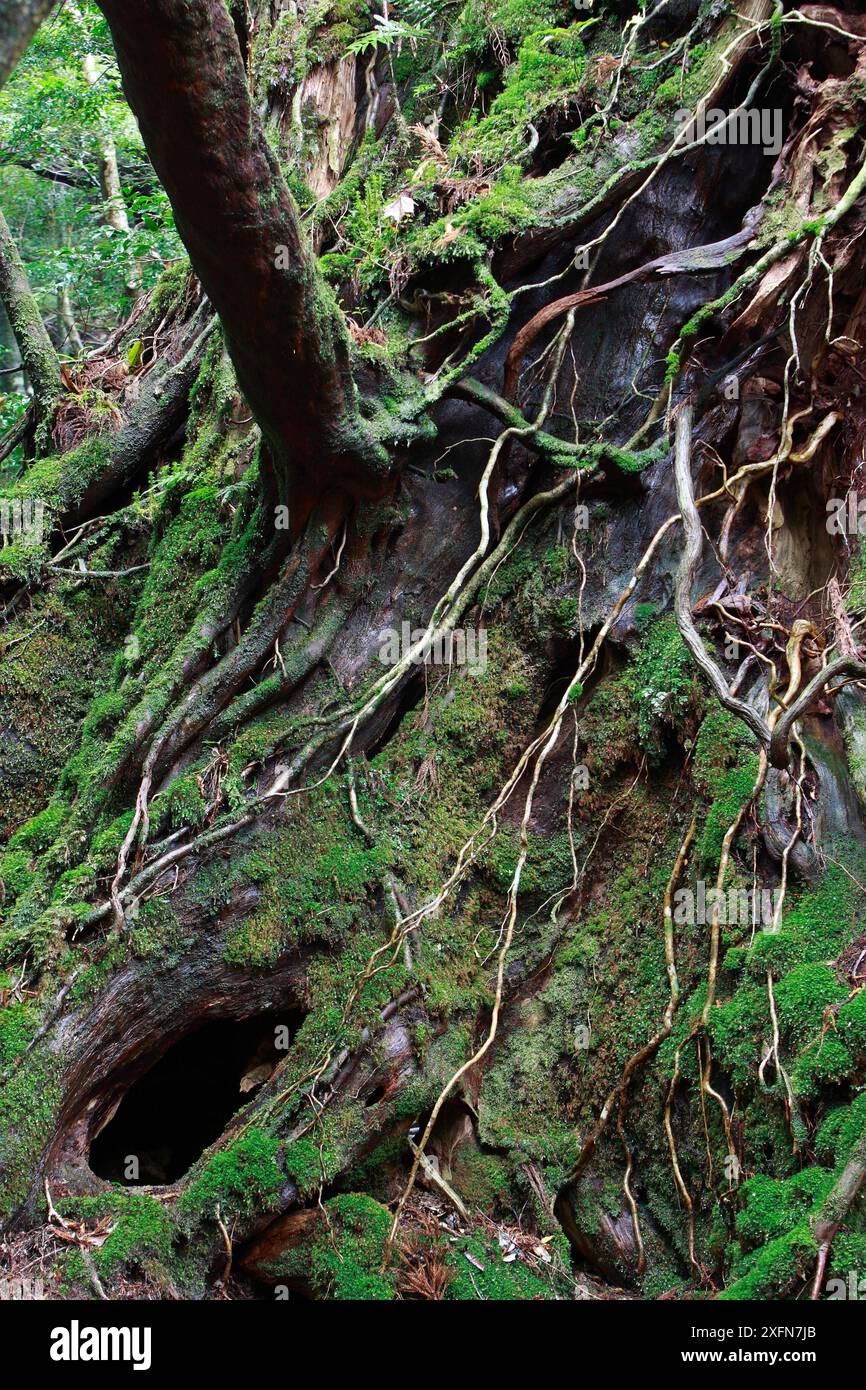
[0, 0, 181, 430]
[320, 172, 398, 291]
[449, 24, 591, 166]
[345, 17, 431, 57]
[309, 1194, 396, 1299]
[179, 1129, 284, 1223]
[633, 616, 695, 760]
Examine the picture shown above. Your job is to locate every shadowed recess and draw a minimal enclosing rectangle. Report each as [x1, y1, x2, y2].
[88, 1012, 302, 1185]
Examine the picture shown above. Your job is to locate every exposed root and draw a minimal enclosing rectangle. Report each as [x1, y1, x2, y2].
[564, 817, 697, 1190]
[664, 1045, 698, 1275]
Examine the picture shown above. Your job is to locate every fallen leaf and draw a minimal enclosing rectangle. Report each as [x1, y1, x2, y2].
[383, 192, 416, 223]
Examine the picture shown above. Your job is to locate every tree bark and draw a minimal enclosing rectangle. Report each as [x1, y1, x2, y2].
[96, 0, 388, 508]
[0, 0, 56, 90]
[0, 205, 58, 436]
[57, 285, 84, 357]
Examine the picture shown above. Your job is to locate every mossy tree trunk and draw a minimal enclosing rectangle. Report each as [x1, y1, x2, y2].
[2, 0, 866, 1303]
[0, 205, 59, 444]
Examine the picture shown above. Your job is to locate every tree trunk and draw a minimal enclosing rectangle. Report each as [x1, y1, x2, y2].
[57, 286, 83, 357]
[0, 0, 57, 89]
[0, 205, 58, 441]
[96, 0, 389, 511]
[3, 0, 866, 1306]
[81, 48, 140, 299]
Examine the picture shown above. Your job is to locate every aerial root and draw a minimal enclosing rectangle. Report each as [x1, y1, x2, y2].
[664, 1044, 698, 1276]
[564, 818, 697, 1192]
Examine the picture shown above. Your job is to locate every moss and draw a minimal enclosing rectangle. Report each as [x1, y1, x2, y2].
[736, 1168, 834, 1248]
[699, 760, 761, 868]
[818, 1093, 866, 1169]
[146, 258, 191, 324]
[455, 166, 538, 242]
[749, 865, 859, 977]
[283, 1136, 332, 1198]
[692, 707, 758, 796]
[219, 784, 392, 967]
[179, 1129, 284, 1224]
[0, 993, 38, 1063]
[5, 433, 112, 519]
[0, 849, 35, 901]
[829, 1232, 866, 1283]
[837, 988, 866, 1059]
[477, 960, 586, 1187]
[450, 1147, 513, 1210]
[308, 1194, 396, 1300]
[127, 896, 185, 962]
[633, 616, 695, 761]
[151, 775, 207, 835]
[133, 483, 231, 670]
[0, 592, 121, 834]
[790, 1033, 854, 1098]
[0, 1047, 63, 1220]
[720, 1226, 818, 1301]
[88, 811, 135, 866]
[58, 1191, 174, 1279]
[709, 980, 769, 1087]
[96, 1194, 175, 1277]
[449, 25, 589, 168]
[773, 963, 846, 1046]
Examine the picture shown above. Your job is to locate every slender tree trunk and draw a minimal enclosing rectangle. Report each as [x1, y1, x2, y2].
[82, 48, 140, 298]
[0, 205, 58, 437]
[96, 0, 388, 507]
[57, 285, 83, 357]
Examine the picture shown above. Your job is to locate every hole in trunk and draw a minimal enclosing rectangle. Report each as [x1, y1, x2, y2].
[88, 1011, 302, 1185]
